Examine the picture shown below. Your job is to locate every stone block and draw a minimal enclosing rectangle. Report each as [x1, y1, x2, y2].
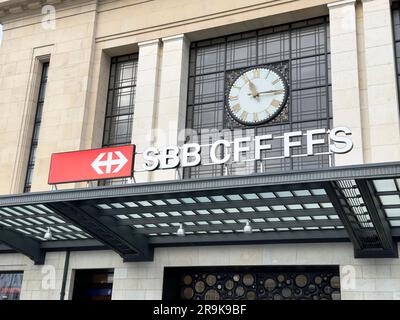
[375, 279, 400, 292]
[364, 292, 393, 300]
[124, 290, 146, 300]
[145, 290, 162, 300]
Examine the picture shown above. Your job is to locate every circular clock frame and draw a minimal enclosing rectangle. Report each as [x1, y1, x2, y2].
[225, 66, 289, 126]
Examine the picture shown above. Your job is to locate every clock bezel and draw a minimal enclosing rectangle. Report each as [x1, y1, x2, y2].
[225, 65, 289, 126]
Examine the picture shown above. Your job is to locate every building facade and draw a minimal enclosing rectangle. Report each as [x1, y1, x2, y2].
[0, 0, 400, 300]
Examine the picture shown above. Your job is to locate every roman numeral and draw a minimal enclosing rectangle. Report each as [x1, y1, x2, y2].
[265, 70, 271, 80]
[274, 89, 284, 95]
[253, 69, 260, 78]
[231, 103, 241, 112]
[272, 78, 280, 85]
[270, 99, 280, 108]
[240, 111, 248, 121]
[229, 96, 238, 101]
[242, 74, 249, 82]
[253, 113, 259, 122]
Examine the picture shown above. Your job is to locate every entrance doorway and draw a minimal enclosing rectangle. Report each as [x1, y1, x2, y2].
[72, 269, 114, 300]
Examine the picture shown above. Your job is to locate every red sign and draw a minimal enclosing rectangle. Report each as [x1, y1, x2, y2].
[48, 145, 135, 184]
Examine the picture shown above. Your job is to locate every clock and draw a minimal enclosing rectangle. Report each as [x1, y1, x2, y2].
[226, 66, 289, 126]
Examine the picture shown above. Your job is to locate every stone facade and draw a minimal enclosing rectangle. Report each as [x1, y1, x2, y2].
[0, 0, 400, 300]
[1, 243, 400, 300]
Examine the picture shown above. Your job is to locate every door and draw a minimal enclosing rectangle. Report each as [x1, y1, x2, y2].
[72, 269, 114, 300]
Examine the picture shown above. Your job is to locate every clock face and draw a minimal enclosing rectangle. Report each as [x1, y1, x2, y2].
[226, 67, 288, 126]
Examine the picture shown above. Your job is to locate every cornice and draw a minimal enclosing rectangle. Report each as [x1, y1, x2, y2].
[0, 0, 96, 21]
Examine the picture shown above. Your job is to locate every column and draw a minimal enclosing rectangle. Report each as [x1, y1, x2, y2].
[152, 34, 190, 182]
[361, 0, 400, 162]
[131, 39, 162, 183]
[328, 0, 365, 165]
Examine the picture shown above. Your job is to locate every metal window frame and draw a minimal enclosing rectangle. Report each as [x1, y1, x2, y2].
[102, 53, 139, 147]
[185, 16, 332, 179]
[392, 1, 400, 112]
[23, 62, 49, 193]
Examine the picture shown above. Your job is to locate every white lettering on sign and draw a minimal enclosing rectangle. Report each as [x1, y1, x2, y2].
[329, 127, 353, 154]
[210, 140, 231, 164]
[160, 146, 181, 169]
[255, 135, 272, 160]
[283, 131, 302, 158]
[234, 137, 251, 162]
[181, 143, 201, 167]
[306, 128, 326, 155]
[141, 127, 354, 171]
[91, 151, 128, 174]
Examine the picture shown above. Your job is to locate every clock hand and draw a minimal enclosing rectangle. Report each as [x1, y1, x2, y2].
[247, 89, 283, 96]
[248, 80, 260, 101]
[259, 89, 284, 95]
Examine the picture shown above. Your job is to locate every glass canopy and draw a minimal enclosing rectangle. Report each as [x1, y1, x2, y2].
[0, 162, 399, 264]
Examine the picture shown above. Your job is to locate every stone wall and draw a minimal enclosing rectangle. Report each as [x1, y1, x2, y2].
[1, 244, 400, 300]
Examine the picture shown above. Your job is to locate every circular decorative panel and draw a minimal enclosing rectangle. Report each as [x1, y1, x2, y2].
[243, 273, 255, 286]
[195, 280, 205, 293]
[177, 268, 341, 300]
[183, 275, 192, 286]
[205, 289, 220, 300]
[206, 274, 217, 286]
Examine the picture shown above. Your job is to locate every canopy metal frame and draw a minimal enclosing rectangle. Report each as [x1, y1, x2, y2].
[1, 162, 400, 264]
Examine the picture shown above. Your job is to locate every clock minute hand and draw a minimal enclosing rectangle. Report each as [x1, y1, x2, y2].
[247, 89, 283, 96]
[258, 89, 283, 95]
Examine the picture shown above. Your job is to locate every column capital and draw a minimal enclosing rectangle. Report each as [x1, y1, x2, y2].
[328, 0, 356, 9]
[138, 39, 161, 47]
[161, 34, 188, 43]
[360, 0, 392, 7]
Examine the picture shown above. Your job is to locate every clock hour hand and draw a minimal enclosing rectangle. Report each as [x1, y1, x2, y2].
[248, 80, 260, 101]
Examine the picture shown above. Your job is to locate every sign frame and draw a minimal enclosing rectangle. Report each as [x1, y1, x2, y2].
[48, 144, 136, 185]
